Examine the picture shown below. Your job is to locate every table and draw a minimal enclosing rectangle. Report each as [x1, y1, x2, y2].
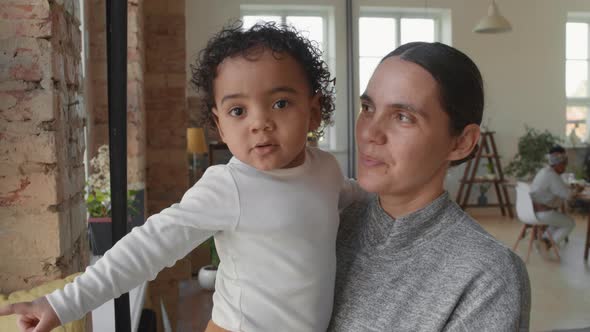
[574, 190, 590, 261]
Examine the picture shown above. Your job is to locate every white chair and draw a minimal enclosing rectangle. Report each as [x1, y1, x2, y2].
[512, 182, 560, 263]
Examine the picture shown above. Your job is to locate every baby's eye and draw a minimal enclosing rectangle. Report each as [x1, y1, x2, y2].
[272, 99, 289, 109]
[229, 107, 245, 117]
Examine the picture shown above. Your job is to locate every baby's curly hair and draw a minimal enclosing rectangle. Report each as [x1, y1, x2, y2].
[190, 21, 335, 138]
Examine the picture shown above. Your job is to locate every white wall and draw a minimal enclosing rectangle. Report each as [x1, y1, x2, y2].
[186, 0, 590, 199]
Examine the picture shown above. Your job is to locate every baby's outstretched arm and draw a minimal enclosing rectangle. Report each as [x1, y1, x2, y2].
[0, 297, 59, 332]
[0, 166, 239, 330]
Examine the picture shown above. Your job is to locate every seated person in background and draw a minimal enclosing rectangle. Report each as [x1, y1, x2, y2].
[530, 145, 581, 247]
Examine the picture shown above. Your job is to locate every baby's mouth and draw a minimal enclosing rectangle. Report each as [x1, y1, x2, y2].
[253, 143, 279, 155]
[255, 143, 275, 148]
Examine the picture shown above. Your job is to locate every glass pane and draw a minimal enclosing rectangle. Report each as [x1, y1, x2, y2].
[401, 18, 435, 44]
[359, 17, 396, 57]
[566, 105, 590, 141]
[566, 105, 588, 122]
[359, 57, 381, 93]
[566, 122, 587, 142]
[566, 22, 588, 60]
[287, 16, 324, 51]
[242, 15, 282, 30]
[566, 60, 589, 97]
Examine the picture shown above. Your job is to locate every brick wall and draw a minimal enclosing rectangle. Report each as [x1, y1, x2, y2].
[144, 0, 188, 215]
[0, 0, 87, 292]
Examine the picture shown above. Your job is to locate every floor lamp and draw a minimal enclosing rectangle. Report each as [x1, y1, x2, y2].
[187, 128, 208, 184]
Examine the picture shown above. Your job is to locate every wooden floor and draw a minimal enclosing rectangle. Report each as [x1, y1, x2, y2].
[471, 208, 590, 332]
[177, 280, 213, 332]
[177, 208, 590, 332]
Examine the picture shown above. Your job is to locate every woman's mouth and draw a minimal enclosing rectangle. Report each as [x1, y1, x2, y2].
[359, 153, 384, 167]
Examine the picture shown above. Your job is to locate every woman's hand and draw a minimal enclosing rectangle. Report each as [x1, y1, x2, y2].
[0, 296, 60, 332]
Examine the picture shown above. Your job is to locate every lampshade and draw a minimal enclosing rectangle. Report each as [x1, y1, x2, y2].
[473, 0, 512, 34]
[187, 128, 208, 154]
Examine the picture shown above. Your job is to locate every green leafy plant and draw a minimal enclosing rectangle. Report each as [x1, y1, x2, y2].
[505, 126, 562, 180]
[485, 162, 494, 174]
[479, 183, 491, 194]
[209, 237, 220, 268]
[197, 236, 220, 269]
[86, 144, 138, 218]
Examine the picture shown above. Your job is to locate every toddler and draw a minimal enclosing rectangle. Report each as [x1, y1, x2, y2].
[0, 22, 365, 332]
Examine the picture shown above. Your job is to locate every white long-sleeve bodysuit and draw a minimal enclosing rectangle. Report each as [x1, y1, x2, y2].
[46, 147, 365, 332]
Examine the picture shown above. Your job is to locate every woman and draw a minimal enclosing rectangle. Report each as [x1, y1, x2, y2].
[329, 42, 531, 331]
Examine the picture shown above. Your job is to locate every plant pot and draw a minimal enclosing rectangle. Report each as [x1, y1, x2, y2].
[197, 265, 217, 291]
[88, 217, 133, 256]
[88, 217, 112, 256]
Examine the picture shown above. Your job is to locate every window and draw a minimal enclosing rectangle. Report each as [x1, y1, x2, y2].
[358, 9, 444, 94]
[566, 18, 590, 141]
[241, 5, 334, 149]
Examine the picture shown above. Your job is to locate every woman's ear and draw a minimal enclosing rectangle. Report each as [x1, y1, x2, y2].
[448, 124, 480, 163]
[309, 93, 322, 132]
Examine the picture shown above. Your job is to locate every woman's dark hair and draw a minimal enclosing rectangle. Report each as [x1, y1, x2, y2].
[190, 21, 335, 138]
[383, 42, 484, 166]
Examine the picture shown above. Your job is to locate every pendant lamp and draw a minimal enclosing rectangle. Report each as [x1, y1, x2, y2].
[473, 0, 512, 34]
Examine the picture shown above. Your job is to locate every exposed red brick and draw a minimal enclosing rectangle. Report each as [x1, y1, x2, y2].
[0, 177, 31, 207]
[1, 0, 87, 292]
[0, 3, 50, 20]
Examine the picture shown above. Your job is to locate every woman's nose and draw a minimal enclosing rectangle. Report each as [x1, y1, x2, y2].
[358, 117, 386, 145]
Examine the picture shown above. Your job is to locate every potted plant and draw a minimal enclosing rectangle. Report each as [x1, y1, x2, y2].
[478, 183, 491, 206]
[197, 237, 219, 291]
[86, 144, 138, 255]
[505, 126, 562, 180]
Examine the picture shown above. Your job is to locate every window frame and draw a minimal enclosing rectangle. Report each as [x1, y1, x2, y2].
[359, 8, 443, 47]
[357, 8, 445, 95]
[566, 17, 590, 141]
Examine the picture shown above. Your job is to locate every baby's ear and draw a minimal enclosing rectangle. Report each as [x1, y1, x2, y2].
[309, 93, 322, 131]
[211, 108, 224, 140]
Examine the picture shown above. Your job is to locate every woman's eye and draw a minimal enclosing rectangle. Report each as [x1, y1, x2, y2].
[360, 103, 371, 113]
[272, 99, 289, 109]
[229, 107, 245, 117]
[397, 113, 413, 123]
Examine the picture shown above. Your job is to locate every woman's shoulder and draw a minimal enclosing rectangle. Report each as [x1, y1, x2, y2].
[445, 210, 529, 283]
[337, 194, 380, 244]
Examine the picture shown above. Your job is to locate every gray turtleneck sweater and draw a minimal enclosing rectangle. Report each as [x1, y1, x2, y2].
[328, 192, 530, 332]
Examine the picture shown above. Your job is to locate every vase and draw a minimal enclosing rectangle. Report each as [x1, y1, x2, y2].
[197, 265, 217, 291]
[88, 217, 135, 256]
[88, 217, 112, 256]
[478, 193, 488, 206]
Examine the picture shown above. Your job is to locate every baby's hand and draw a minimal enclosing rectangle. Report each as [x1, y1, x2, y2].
[0, 296, 60, 332]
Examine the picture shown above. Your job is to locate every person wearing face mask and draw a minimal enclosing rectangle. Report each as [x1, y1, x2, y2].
[530, 145, 582, 248]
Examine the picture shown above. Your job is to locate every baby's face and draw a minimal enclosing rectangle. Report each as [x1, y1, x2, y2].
[212, 48, 320, 171]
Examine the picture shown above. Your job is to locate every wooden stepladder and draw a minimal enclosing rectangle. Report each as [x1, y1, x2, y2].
[455, 131, 514, 218]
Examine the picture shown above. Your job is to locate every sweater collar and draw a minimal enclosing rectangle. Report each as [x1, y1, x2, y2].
[362, 191, 458, 252]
